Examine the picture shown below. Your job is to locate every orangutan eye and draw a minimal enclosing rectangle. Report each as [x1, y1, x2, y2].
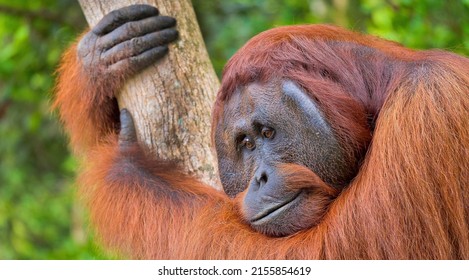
[261, 127, 275, 139]
[241, 136, 256, 150]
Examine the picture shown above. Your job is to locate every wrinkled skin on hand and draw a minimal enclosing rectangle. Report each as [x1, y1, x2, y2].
[77, 4, 178, 80]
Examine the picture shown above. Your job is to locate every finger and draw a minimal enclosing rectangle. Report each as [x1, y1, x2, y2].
[118, 109, 138, 148]
[100, 16, 177, 50]
[93, 4, 159, 36]
[101, 29, 178, 64]
[108, 46, 169, 75]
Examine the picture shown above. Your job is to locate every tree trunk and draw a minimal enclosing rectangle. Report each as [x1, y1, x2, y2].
[77, 0, 221, 188]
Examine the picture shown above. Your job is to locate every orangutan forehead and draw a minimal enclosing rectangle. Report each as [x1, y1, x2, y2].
[222, 80, 282, 118]
[216, 80, 280, 144]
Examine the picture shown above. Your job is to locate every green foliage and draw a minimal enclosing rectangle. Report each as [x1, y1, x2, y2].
[0, 0, 105, 259]
[193, 0, 316, 72]
[0, 0, 467, 259]
[193, 0, 468, 75]
[360, 0, 468, 55]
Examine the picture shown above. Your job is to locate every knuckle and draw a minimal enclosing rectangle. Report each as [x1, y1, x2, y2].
[128, 56, 139, 66]
[77, 34, 98, 60]
[108, 10, 117, 17]
[123, 22, 133, 34]
[125, 22, 141, 36]
[108, 10, 121, 21]
[104, 12, 119, 27]
[130, 37, 142, 50]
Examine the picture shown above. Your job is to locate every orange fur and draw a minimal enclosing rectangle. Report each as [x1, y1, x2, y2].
[54, 24, 469, 259]
[53, 34, 123, 155]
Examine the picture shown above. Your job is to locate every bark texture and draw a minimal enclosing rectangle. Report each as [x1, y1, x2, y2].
[78, 0, 221, 187]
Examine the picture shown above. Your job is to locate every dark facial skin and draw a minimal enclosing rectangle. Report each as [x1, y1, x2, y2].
[90, 5, 355, 237]
[215, 80, 357, 236]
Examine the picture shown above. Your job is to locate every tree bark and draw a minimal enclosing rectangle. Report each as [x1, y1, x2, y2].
[77, 0, 221, 188]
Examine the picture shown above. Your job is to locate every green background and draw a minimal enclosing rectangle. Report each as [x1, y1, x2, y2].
[0, 0, 467, 259]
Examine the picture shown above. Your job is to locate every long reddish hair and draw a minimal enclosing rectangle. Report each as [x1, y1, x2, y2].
[210, 24, 469, 258]
[55, 24, 469, 259]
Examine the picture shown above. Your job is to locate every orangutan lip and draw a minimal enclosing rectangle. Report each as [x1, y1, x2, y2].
[250, 191, 302, 224]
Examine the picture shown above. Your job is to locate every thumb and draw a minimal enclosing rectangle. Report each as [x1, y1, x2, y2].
[118, 108, 138, 148]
